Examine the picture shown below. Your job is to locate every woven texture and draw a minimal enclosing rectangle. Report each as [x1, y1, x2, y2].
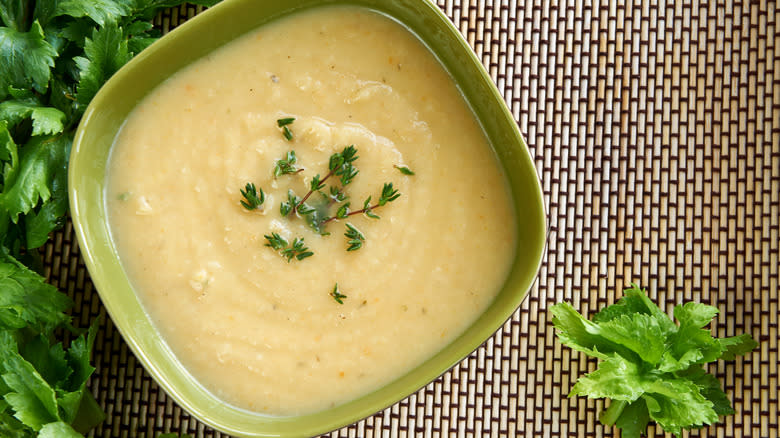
[44, 0, 779, 436]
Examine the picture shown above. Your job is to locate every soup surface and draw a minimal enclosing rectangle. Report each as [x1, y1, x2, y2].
[107, 6, 515, 415]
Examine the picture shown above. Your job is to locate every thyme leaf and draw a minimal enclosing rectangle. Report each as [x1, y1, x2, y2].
[336, 202, 350, 219]
[277, 117, 295, 140]
[394, 164, 415, 175]
[310, 174, 325, 192]
[363, 196, 380, 219]
[277, 117, 295, 127]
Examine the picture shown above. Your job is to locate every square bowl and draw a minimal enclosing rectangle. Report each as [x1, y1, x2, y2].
[69, 0, 547, 436]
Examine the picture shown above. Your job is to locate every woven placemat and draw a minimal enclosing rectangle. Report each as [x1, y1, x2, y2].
[44, 0, 779, 436]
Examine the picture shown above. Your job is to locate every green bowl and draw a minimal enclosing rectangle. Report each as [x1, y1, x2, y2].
[69, 0, 546, 436]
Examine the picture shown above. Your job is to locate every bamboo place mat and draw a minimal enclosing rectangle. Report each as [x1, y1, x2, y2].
[43, 0, 779, 437]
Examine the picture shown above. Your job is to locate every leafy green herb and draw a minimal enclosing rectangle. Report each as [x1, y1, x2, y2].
[0, 22, 57, 99]
[279, 189, 300, 217]
[0, 1, 222, 435]
[240, 144, 402, 256]
[276, 117, 295, 140]
[73, 20, 133, 107]
[0, 248, 105, 436]
[328, 186, 346, 203]
[329, 145, 359, 186]
[239, 182, 264, 210]
[362, 196, 380, 219]
[295, 199, 315, 216]
[328, 144, 358, 172]
[394, 164, 414, 175]
[321, 183, 400, 224]
[263, 232, 287, 250]
[551, 283, 758, 437]
[309, 174, 325, 192]
[276, 117, 295, 127]
[330, 283, 347, 304]
[264, 233, 313, 262]
[335, 202, 350, 219]
[273, 150, 301, 176]
[344, 223, 365, 251]
[282, 145, 362, 221]
[378, 182, 400, 206]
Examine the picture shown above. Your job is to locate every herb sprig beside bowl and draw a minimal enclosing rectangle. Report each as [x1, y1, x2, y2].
[552, 283, 758, 437]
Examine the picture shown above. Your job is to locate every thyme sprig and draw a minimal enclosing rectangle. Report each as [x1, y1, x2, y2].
[330, 283, 347, 304]
[289, 145, 358, 215]
[240, 183, 265, 210]
[280, 189, 302, 217]
[322, 183, 400, 224]
[327, 186, 348, 203]
[274, 150, 302, 177]
[344, 223, 365, 251]
[273, 147, 400, 237]
[264, 233, 314, 262]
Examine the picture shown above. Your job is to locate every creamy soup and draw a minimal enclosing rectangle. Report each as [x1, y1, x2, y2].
[106, 7, 515, 415]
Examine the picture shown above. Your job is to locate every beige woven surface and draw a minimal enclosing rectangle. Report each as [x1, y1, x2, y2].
[45, 0, 779, 436]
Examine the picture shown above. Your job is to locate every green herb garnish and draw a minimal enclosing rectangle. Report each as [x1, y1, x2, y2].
[330, 283, 347, 304]
[328, 185, 347, 203]
[239, 182, 264, 210]
[335, 202, 350, 219]
[286, 145, 359, 219]
[277, 117, 295, 127]
[362, 196, 380, 219]
[378, 182, 401, 205]
[322, 182, 400, 224]
[264, 233, 313, 262]
[274, 150, 301, 176]
[551, 283, 758, 437]
[344, 223, 365, 251]
[277, 117, 295, 140]
[394, 164, 415, 175]
[330, 145, 359, 186]
[280, 189, 300, 217]
[242, 143, 402, 259]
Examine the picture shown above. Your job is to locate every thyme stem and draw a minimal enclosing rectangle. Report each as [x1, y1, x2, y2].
[321, 202, 384, 225]
[293, 168, 335, 215]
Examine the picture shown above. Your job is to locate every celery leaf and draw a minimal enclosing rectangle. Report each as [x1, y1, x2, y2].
[73, 21, 132, 106]
[0, 21, 57, 98]
[552, 284, 758, 437]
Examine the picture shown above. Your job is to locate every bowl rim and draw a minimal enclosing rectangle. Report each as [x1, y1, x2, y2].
[69, 0, 548, 436]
